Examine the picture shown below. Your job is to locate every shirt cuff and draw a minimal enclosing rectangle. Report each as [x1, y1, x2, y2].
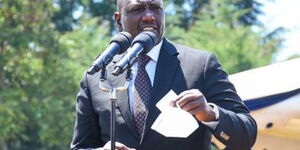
[201, 103, 219, 130]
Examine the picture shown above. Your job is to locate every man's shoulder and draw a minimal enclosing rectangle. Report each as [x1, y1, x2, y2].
[175, 43, 210, 54]
[170, 42, 212, 61]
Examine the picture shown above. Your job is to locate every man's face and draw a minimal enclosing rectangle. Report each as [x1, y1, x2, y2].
[115, 0, 165, 43]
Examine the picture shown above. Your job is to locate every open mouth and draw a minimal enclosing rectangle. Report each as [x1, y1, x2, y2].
[142, 26, 155, 31]
[140, 25, 158, 32]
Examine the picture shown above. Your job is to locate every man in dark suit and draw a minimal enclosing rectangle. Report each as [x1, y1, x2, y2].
[70, 0, 257, 150]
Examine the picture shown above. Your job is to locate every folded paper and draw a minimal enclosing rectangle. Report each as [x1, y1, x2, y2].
[151, 90, 199, 138]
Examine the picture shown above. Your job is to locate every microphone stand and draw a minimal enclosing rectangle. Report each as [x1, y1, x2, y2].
[99, 66, 132, 150]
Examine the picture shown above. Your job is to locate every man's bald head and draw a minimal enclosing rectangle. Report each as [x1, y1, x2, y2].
[117, 0, 164, 12]
[114, 0, 165, 43]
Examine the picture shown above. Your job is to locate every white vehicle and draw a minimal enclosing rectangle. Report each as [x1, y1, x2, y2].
[214, 58, 300, 150]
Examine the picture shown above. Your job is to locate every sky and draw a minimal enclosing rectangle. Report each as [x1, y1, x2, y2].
[258, 0, 300, 62]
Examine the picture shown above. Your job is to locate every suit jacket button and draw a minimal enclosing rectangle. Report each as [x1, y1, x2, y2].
[220, 131, 230, 141]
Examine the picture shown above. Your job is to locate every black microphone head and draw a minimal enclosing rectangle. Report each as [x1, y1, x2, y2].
[109, 32, 132, 54]
[131, 31, 158, 54]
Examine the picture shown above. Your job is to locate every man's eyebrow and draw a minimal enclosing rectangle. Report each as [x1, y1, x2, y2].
[145, 1, 161, 5]
[148, 2, 162, 7]
[126, 3, 142, 10]
[126, 1, 162, 10]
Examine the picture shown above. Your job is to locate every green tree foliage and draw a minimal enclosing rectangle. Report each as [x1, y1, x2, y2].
[52, 0, 116, 32]
[59, 14, 112, 73]
[0, 0, 112, 149]
[52, 0, 83, 32]
[164, 0, 263, 30]
[0, 0, 77, 149]
[166, 0, 283, 73]
[51, 0, 263, 32]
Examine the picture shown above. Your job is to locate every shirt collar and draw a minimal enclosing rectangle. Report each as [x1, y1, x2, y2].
[146, 40, 163, 63]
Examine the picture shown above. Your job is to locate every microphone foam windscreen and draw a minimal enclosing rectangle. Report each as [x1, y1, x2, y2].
[109, 32, 132, 54]
[131, 31, 158, 53]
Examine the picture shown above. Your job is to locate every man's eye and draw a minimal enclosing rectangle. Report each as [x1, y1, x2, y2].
[151, 6, 162, 10]
[149, 4, 162, 11]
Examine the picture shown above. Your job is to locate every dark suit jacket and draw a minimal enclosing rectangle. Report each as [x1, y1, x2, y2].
[71, 39, 257, 150]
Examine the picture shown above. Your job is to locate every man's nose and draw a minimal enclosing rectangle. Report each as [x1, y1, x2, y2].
[142, 10, 156, 22]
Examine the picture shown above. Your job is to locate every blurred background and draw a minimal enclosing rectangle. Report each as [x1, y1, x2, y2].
[0, 0, 299, 149]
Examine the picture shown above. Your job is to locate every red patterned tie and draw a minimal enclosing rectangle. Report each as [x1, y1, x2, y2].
[133, 55, 152, 139]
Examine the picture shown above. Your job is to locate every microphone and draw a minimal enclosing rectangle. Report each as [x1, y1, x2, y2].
[87, 32, 132, 75]
[112, 31, 158, 76]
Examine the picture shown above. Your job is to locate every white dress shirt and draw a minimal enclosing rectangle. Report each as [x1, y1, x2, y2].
[128, 41, 219, 130]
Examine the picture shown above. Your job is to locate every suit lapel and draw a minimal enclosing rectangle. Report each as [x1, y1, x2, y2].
[108, 55, 139, 140]
[107, 39, 181, 142]
[142, 39, 180, 139]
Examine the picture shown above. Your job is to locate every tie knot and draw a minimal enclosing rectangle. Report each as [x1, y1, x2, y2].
[137, 55, 151, 68]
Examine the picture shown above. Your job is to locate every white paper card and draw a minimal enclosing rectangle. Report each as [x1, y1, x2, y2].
[151, 90, 199, 138]
[156, 89, 177, 111]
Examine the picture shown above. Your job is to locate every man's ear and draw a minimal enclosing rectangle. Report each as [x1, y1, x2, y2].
[114, 12, 122, 31]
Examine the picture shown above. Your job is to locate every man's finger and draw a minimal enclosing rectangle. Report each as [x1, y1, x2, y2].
[177, 92, 205, 108]
[170, 89, 202, 107]
[181, 99, 202, 112]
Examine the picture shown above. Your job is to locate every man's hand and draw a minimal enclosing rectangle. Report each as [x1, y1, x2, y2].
[101, 141, 136, 150]
[170, 89, 216, 122]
